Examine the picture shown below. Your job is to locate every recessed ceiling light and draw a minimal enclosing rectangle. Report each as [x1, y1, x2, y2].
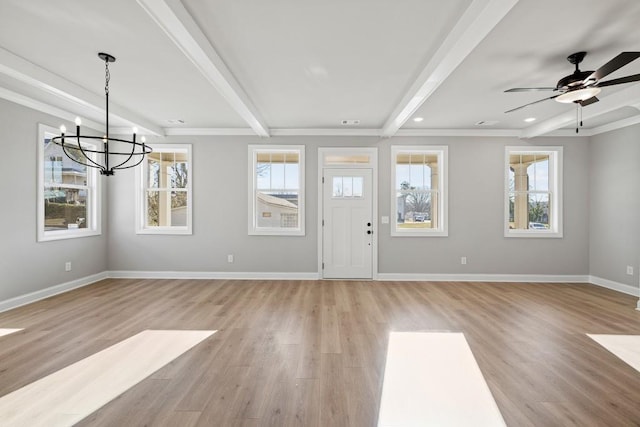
[524, 117, 536, 123]
[413, 117, 424, 122]
[341, 119, 360, 125]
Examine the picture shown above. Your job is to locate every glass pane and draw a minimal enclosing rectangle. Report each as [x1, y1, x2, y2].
[257, 161, 271, 190]
[528, 156, 549, 191]
[284, 162, 299, 190]
[343, 177, 353, 197]
[171, 162, 188, 189]
[325, 154, 370, 165]
[171, 190, 188, 226]
[256, 191, 298, 228]
[270, 163, 285, 190]
[396, 190, 435, 229]
[44, 141, 88, 185]
[353, 177, 363, 197]
[333, 177, 343, 197]
[44, 187, 88, 230]
[148, 158, 160, 188]
[528, 193, 550, 229]
[146, 191, 159, 226]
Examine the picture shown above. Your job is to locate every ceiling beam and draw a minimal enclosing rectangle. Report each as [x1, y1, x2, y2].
[380, 0, 520, 138]
[519, 83, 640, 138]
[137, 0, 270, 137]
[0, 48, 163, 136]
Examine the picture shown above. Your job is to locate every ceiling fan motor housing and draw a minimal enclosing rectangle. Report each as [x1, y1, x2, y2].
[557, 70, 595, 90]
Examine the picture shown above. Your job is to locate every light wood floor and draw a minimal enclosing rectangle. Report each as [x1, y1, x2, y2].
[0, 279, 639, 426]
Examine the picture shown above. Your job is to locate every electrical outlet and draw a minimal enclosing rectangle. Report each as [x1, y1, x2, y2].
[461, 257, 467, 265]
[227, 254, 234, 263]
[626, 266, 634, 276]
[65, 262, 72, 272]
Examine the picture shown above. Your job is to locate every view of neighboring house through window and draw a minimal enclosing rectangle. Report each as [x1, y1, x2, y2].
[391, 146, 448, 236]
[37, 124, 100, 242]
[136, 144, 192, 234]
[505, 146, 562, 238]
[249, 145, 304, 235]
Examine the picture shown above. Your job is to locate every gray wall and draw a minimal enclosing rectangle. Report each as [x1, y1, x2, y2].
[3, 91, 637, 305]
[0, 99, 107, 302]
[589, 123, 640, 289]
[108, 134, 591, 276]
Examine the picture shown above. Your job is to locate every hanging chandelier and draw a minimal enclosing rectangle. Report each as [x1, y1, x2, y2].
[51, 52, 152, 176]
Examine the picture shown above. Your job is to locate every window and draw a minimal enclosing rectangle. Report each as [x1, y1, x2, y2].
[505, 146, 562, 238]
[136, 144, 192, 234]
[249, 145, 304, 235]
[391, 146, 448, 236]
[37, 124, 101, 241]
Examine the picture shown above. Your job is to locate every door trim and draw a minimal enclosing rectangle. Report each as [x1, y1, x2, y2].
[317, 147, 378, 279]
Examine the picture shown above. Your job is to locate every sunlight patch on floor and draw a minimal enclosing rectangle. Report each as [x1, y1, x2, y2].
[0, 329, 22, 338]
[587, 334, 640, 373]
[0, 329, 216, 427]
[378, 331, 506, 427]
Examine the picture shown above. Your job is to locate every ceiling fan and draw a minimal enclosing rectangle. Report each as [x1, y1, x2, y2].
[504, 51, 640, 114]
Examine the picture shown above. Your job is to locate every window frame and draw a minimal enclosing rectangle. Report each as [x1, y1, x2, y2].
[135, 143, 193, 235]
[37, 124, 101, 242]
[504, 146, 563, 238]
[248, 144, 305, 236]
[390, 145, 448, 237]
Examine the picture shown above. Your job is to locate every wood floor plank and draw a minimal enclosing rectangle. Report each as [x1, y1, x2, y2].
[0, 279, 639, 425]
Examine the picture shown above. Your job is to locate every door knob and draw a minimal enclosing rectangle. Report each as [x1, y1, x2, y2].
[367, 230, 372, 234]
[367, 222, 371, 227]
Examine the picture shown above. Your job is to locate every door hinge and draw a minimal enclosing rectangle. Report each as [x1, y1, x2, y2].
[322, 262, 324, 269]
[322, 219, 324, 226]
[322, 176, 325, 184]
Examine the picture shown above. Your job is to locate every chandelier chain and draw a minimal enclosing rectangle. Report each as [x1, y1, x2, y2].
[104, 59, 110, 96]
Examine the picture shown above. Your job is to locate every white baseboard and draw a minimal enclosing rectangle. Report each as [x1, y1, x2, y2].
[0, 272, 109, 313]
[376, 273, 590, 283]
[3, 271, 638, 314]
[589, 275, 640, 297]
[107, 270, 321, 280]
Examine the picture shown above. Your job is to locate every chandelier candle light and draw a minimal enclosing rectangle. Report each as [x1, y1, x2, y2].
[52, 52, 152, 176]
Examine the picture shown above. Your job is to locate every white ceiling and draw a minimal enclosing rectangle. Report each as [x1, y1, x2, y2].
[1, 0, 639, 138]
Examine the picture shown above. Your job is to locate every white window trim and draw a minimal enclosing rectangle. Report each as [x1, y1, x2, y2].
[504, 146, 563, 238]
[390, 145, 448, 237]
[248, 144, 305, 236]
[37, 124, 101, 242]
[135, 144, 193, 235]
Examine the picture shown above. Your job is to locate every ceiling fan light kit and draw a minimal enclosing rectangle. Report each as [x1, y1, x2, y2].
[556, 87, 601, 103]
[504, 51, 640, 122]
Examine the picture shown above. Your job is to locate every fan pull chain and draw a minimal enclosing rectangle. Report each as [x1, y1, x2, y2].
[576, 104, 579, 134]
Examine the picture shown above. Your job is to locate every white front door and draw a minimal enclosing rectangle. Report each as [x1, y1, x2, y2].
[322, 168, 373, 279]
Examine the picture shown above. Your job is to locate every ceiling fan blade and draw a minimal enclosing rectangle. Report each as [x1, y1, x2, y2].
[504, 87, 556, 92]
[578, 96, 599, 107]
[505, 95, 559, 113]
[585, 52, 640, 83]
[596, 73, 640, 87]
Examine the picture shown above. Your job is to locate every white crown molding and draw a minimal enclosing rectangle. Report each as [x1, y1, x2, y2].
[164, 127, 261, 136]
[380, 0, 520, 137]
[395, 128, 521, 137]
[588, 114, 640, 136]
[0, 47, 163, 136]
[271, 128, 382, 137]
[520, 83, 640, 138]
[136, 0, 270, 137]
[0, 87, 104, 131]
